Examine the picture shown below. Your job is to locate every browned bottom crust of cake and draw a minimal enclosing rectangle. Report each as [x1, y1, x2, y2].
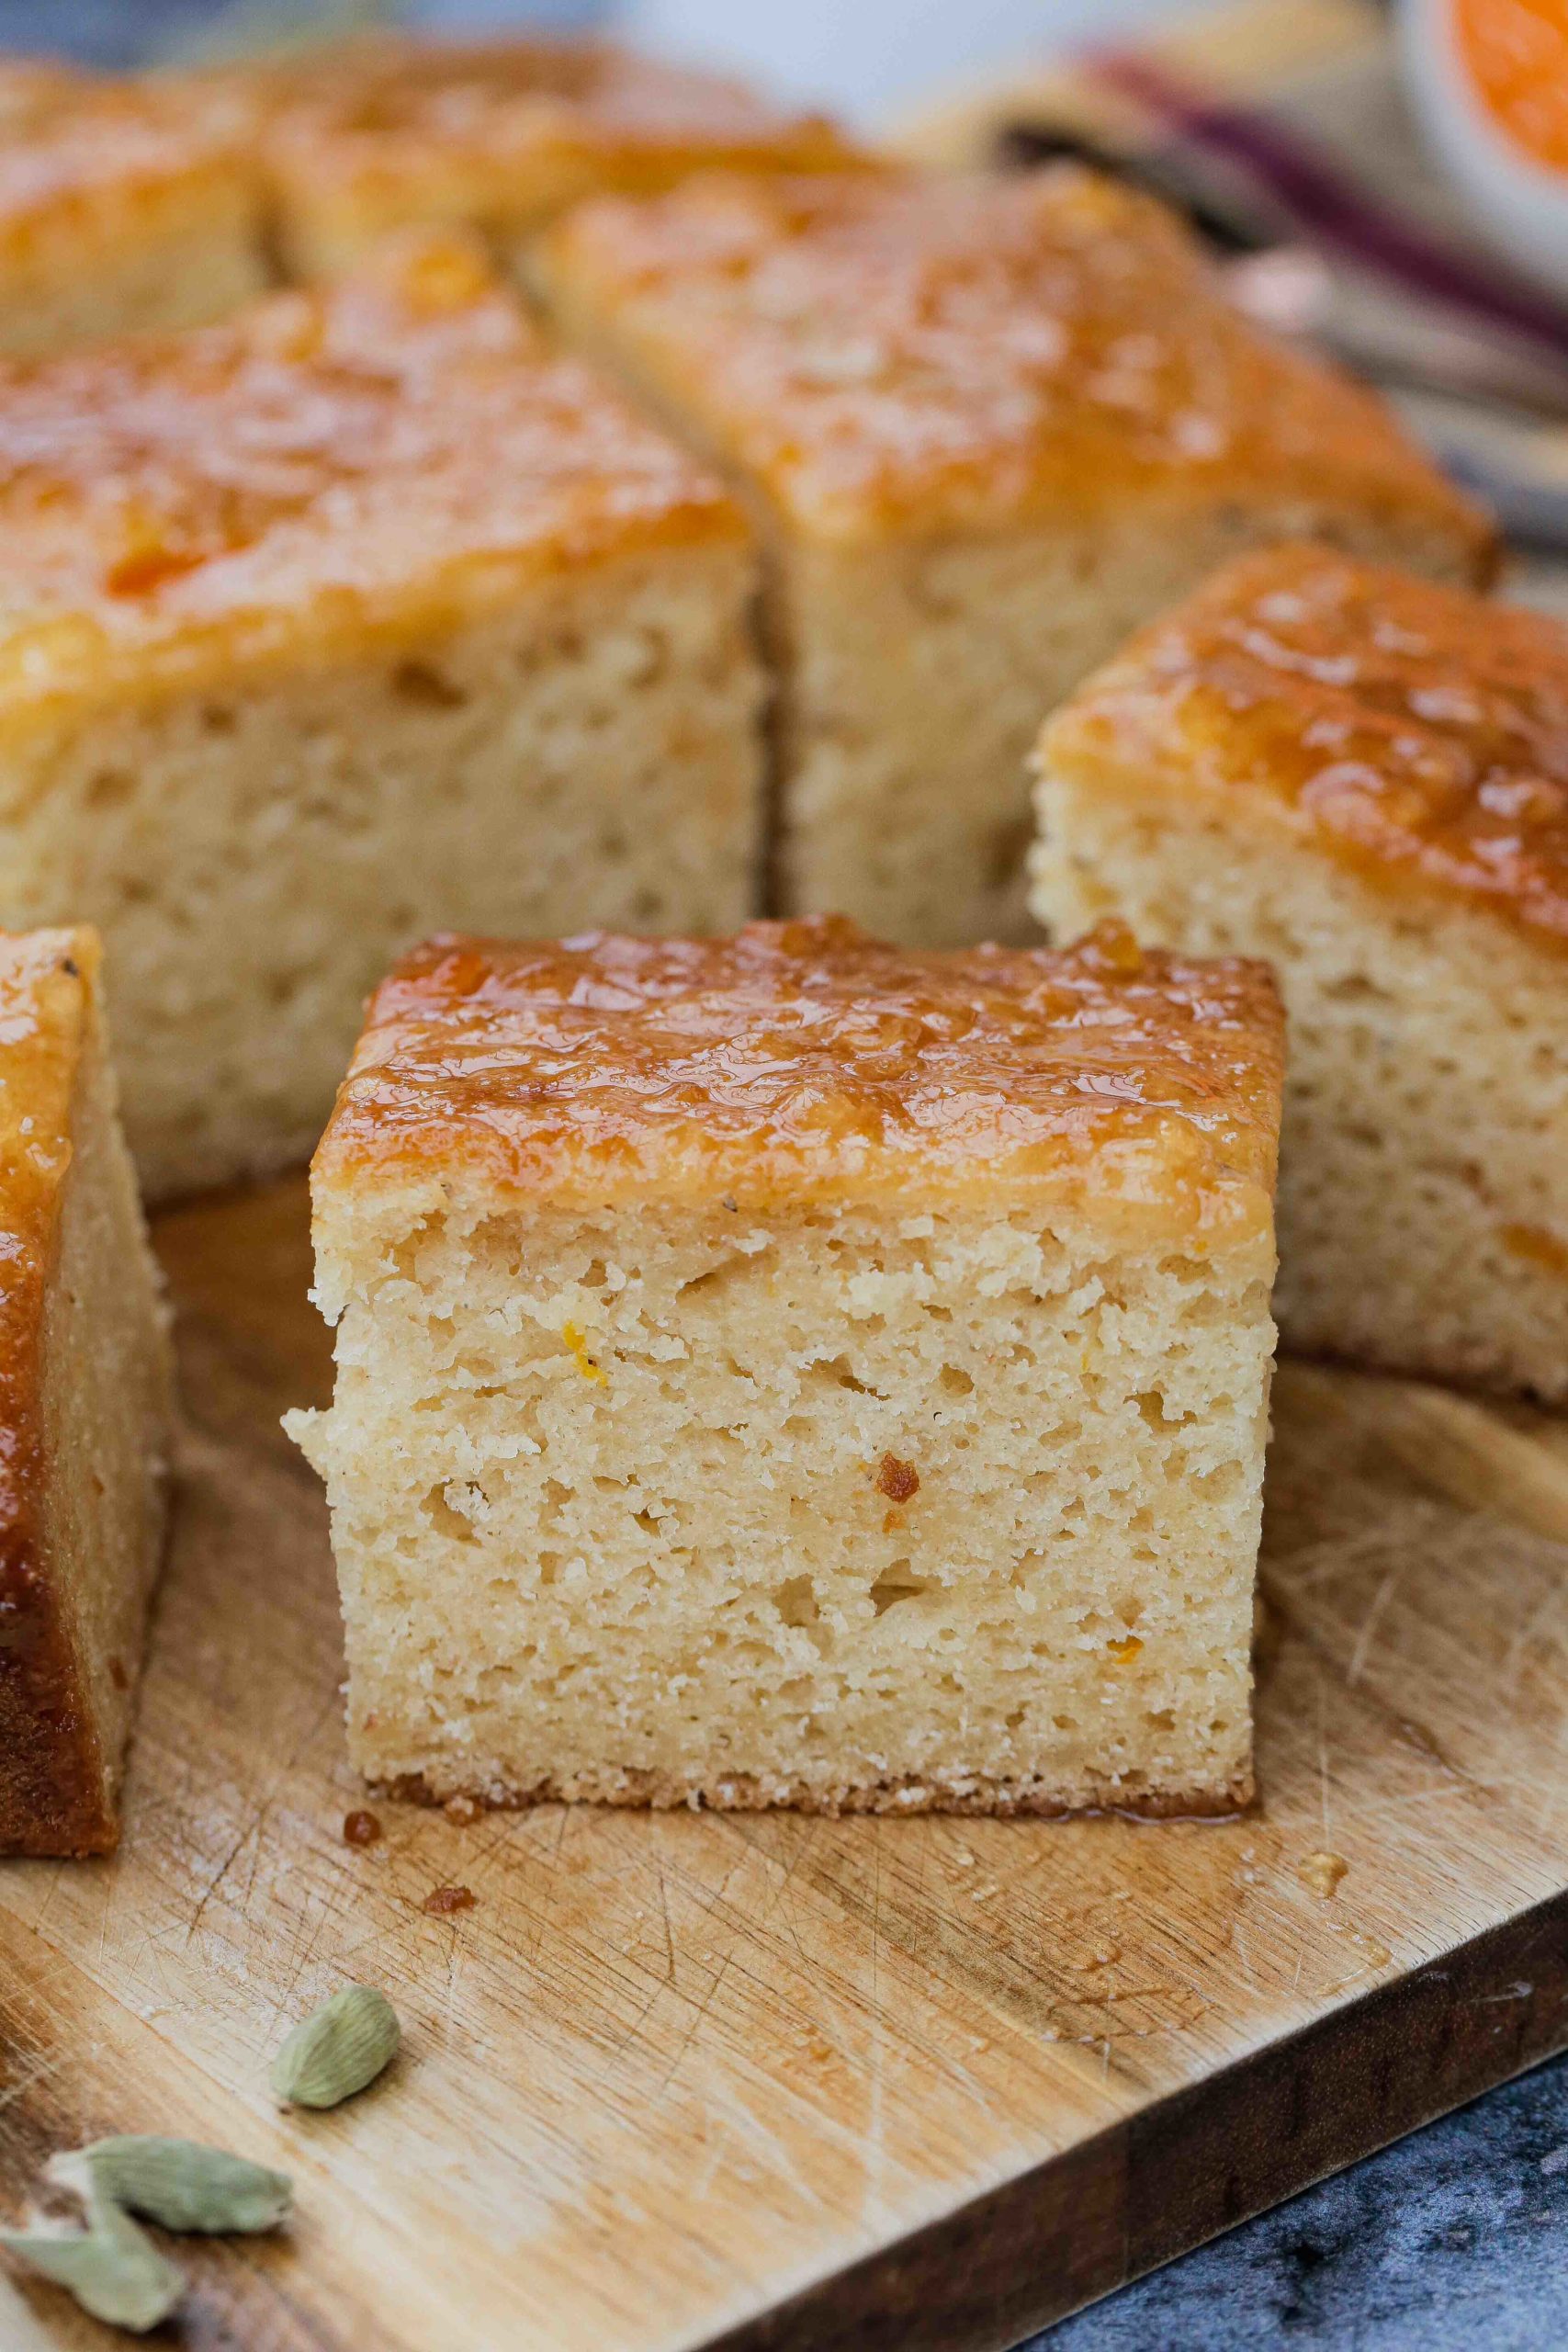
[374, 1763, 1253, 1822]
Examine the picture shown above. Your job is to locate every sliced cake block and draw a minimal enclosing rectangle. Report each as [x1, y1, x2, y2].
[178, 34, 863, 282]
[0, 58, 265, 357]
[0, 232, 763, 1200]
[0, 928, 173, 1857]
[288, 916, 1284, 1817]
[1032, 544, 1568, 1399]
[536, 167, 1495, 946]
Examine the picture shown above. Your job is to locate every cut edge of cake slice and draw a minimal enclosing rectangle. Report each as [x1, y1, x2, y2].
[0, 927, 175, 1856]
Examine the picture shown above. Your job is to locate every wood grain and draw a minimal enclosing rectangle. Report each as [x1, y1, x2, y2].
[0, 1174, 1566, 2350]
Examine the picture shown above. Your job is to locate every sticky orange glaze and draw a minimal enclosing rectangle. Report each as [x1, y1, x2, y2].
[1456, 0, 1568, 173]
[1042, 545, 1568, 950]
[315, 916, 1284, 1238]
[181, 35, 864, 248]
[539, 166, 1493, 554]
[0, 232, 743, 716]
[0, 927, 112, 1855]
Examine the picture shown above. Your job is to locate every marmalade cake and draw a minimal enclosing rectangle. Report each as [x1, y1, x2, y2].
[1032, 545, 1568, 1397]
[0, 927, 172, 1857]
[179, 33, 865, 281]
[0, 58, 265, 357]
[536, 166, 1495, 947]
[0, 232, 763, 1198]
[288, 915, 1283, 1817]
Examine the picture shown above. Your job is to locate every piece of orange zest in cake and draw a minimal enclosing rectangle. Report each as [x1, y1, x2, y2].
[1107, 1635, 1144, 1665]
[1081, 918, 1145, 978]
[561, 1319, 608, 1385]
[1500, 1222, 1568, 1276]
[874, 1452, 919, 1503]
[103, 540, 210, 599]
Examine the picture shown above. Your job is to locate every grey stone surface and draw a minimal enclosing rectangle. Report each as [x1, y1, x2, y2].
[1032, 2052, 1568, 2350]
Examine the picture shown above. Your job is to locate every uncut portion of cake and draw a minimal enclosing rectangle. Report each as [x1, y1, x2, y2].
[0, 232, 762, 1200]
[0, 56, 265, 356]
[536, 166, 1495, 947]
[1032, 545, 1568, 1399]
[0, 928, 173, 1857]
[288, 916, 1283, 1816]
[179, 33, 864, 281]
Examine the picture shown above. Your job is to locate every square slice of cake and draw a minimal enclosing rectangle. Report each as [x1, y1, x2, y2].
[536, 166, 1495, 947]
[0, 232, 763, 1200]
[288, 916, 1283, 1816]
[0, 927, 173, 1856]
[1032, 544, 1568, 1398]
[0, 61, 265, 357]
[178, 34, 864, 283]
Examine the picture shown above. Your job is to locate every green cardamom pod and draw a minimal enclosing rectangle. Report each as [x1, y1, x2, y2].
[270, 1983, 400, 2109]
[0, 2186, 184, 2333]
[50, 2137, 292, 2234]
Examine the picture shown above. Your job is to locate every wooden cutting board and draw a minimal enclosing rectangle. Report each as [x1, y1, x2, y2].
[2, 1175, 1567, 2351]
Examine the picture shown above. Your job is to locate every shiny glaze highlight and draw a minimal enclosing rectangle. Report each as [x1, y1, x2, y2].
[318, 916, 1284, 1239]
[1043, 544, 1568, 948]
[541, 166, 1495, 552]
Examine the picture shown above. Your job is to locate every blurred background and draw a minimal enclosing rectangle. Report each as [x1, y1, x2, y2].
[0, 0, 1207, 116]
[8, 0, 1565, 593]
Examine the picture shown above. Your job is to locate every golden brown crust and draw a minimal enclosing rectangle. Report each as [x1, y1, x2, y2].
[537, 166, 1495, 556]
[314, 914, 1284, 1240]
[180, 35, 865, 261]
[0, 232, 746, 721]
[0, 927, 113, 1857]
[1041, 544, 1568, 954]
[377, 1763, 1251, 1820]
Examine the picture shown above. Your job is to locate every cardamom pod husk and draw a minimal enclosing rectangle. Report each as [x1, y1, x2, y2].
[0, 2182, 184, 2333]
[270, 1983, 400, 2109]
[50, 2137, 292, 2234]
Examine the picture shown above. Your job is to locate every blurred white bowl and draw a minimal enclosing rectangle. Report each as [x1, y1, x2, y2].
[1403, 0, 1568, 297]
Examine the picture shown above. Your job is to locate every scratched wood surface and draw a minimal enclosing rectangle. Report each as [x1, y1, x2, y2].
[0, 1174, 1567, 2351]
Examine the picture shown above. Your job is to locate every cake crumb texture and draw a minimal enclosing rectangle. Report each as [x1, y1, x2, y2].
[292, 917, 1280, 1816]
[537, 166, 1493, 944]
[0, 236, 762, 1197]
[1032, 548, 1568, 1397]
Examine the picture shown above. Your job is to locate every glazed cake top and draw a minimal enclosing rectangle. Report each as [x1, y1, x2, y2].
[191, 35, 860, 239]
[1041, 544, 1568, 953]
[0, 64, 253, 265]
[0, 232, 744, 721]
[313, 916, 1284, 1251]
[539, 166, 1494, 552]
